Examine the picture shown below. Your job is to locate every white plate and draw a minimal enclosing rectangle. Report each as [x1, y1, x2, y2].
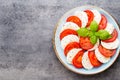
[53, 5, 120, 75]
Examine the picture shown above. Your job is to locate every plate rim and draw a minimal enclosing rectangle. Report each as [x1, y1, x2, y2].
[52, 5, 120, 75]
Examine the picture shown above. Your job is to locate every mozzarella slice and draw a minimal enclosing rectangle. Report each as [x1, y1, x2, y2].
[61, 22, 79, 32]
[66, 48, 82, 64]
[101, 38, 119, 49]
[82, 51, 93, 70]
[95, 48, 110, 63]
[105, 23, 114, 34]
[74, 11, 88, 27]
[61, 35, 79, 49]
[91, 10, 101, 24]
[88, 39, 99, 51]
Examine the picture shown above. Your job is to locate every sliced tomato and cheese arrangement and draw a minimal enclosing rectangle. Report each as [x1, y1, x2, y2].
[59, 9, 119, 70]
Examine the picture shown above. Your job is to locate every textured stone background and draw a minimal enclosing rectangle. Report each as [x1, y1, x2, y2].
[0, 0, 119, 80]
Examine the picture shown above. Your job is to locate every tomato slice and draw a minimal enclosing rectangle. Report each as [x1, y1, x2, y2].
[98, 45, 116, 57]
[84, 10, 94, 27]
[88, 51, 101, 67]
[60, 29, 78, 40]
[72, 50, 84, 68]
[64, 42, 80, 56]
[98, 14, 107, 30]
[80, 37, 94, 50]
[66, 16, 82, 27]
[102, 29, 118, 42]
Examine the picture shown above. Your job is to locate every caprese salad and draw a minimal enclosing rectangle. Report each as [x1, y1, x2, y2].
[59, 9, 119, 70]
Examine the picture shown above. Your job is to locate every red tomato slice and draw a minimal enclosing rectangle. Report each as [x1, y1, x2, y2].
[64, 42, 80, 56]
[102, 29, 118, 42]
[66, 16, 82, 27]
[80, 37, 94, 50]
[98, 14, 107, 30]
[84, 10, 94, 27]
[88, 51, 101, 67]
[72, 50, 84, 68]
[60, 29, 78, 40]
[98, 45, 116, 57]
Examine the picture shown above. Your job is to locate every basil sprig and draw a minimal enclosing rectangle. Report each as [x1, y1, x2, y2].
[77, 20, 111, 44]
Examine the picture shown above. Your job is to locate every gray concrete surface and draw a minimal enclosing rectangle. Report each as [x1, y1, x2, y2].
[0, 0, 119, 80]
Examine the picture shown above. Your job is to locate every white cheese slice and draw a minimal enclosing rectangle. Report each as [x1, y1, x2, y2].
[105, 23, 114, 34]
[101, 38, 119, 49]
[66, 48, 82, 64]
[61, 22, 79, 32]
[91, 10, 101, 24]
[61, 35, 79, 49]
[82, 51, 93, 70]
[95, 48, 110, 63]
[74, 11, 88, 27]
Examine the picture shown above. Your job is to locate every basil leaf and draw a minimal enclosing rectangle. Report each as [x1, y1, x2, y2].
[97, 30, 111, 40]
[88, 31, 95, 37]
[95, 32, 100, 37]
[90, 20, 98, 32]
[77, 28, 89, 37]
[90, 35, 97, 44]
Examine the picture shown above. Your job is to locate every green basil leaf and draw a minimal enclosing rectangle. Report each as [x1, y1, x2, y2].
[90, 35, 97, 44]
[88, 31, 94, 37]
[77, 28, 89, 37]
[97, 30, 111, 40]
[95, 32, 100, 37]
[90, 20, 98, 32]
